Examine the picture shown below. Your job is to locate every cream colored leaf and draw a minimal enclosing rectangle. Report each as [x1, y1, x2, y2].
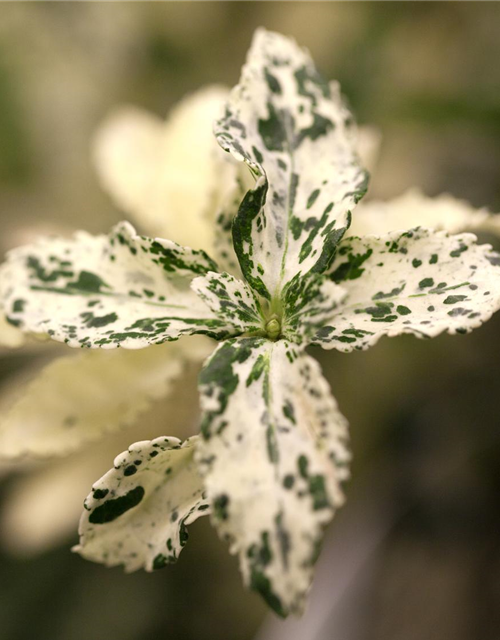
[356, 125, 382, 174]
[0, 454, 108, 555]
[350, 188, 500, 238]
[0, 362, 205, 555]
[0, 343, 187, 458]
[94, 85, 246, 270]
[0, 314, 25, 348]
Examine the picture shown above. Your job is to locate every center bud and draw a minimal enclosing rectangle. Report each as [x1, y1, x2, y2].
[265, 315, 281, 341]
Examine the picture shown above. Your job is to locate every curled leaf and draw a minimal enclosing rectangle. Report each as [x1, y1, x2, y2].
[75, 436, 208, 572]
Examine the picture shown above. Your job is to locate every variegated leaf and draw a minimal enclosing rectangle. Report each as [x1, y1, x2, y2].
[197, 337, 350, 617]
[215, 28, 367, 301]
[0, 343, 188, 458]
[281, 273, 346, 344]
[213, 171, 254, 276]
[75, 435, 208, 571]
[0, 221, 235, 348]
[0, 358, 207, 555]
[350, 187, 500, 238]
[314, 228, 500, 351]
[192, 271, 264, 335]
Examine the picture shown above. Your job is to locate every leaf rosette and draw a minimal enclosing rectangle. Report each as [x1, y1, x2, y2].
[1, 28, 500, 618]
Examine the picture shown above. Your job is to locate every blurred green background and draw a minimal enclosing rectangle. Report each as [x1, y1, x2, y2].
[1, 3, 500, 640]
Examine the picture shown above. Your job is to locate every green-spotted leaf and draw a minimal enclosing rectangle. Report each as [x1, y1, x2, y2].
[0, 343, 188, 458]
[215, 28, 367, 300]
[281, 273, 346, 344]
[0, 356, 209, 555]
[74, 435, 208, 571]
[314, 228, 500, 351]
[197, 337, 350, 616]
[213, 171, 254, 276]
[0, 221, 236, 348]
[192, 271, 265, 335]
[350, 188, 500, 239]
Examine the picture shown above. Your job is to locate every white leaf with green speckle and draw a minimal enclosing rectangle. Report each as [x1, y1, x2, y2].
[0, 343, 190, 458]
[75, 435, 208, 571]
[0, 221, 237, 348]
[215, 28, 367, 301]
[212, 171, 254, 276]
[350, 188, 500, 238]
[192, 271, 265, 335]
[0, 356, 208, 555]
[197, 337, 349, 617]
[280, 273, 346, 344]
[315, 228, 500, 351]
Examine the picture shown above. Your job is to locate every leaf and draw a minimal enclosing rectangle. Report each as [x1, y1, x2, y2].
[94, 86, 246, 272]
[0, 221, 235, 348]
[349, 187, 500, 238]
[74, 435, 208, 572]
[0, 313, 25, 348]
[0, 343, 188, 458]
[0, 357, 208, 555]
[212, 171, 254, 276]
[192, 271, 264, 335]
[93, 106, 165, 232]
[281, 273, 346, 344]
[314, 228, 500, 352]
[197, 337, 350, 616]
[215, 28, 367, 301]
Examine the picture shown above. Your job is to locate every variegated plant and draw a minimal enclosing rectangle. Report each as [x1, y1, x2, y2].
[1, 29, 500, 617]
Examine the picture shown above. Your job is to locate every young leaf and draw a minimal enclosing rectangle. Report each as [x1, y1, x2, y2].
[0, 221, 235, 348]
[213, 171, 254, 276]
[314, 228, 500, 351]
[192, 271, 264, 335]
[197, 337, 350, 617]
[215, 28, 367, 300]
[281, 273, 346, 344]
[75, 436, 208, 572]
[0, 344, 187, 458]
